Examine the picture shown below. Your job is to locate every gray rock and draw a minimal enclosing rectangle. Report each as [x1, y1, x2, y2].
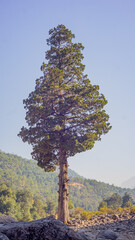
[0, 217, 91, 240]
[77, 229, 94, 240]
[0, 233, 9, 240]
[96, 229, 119, 239]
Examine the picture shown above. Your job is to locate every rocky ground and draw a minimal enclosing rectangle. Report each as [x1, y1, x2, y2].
[0, 212, 135, 239]
[69, 211, 135, 239]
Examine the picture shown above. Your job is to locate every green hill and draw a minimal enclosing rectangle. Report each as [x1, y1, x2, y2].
[0, 150, 135, 211]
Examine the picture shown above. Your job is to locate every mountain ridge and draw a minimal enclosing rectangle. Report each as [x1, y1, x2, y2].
[0, 150, 135, 211]
[121, 176, 135, 189]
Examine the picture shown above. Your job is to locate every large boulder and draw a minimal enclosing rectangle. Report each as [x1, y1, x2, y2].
[0, 217, 92, 240]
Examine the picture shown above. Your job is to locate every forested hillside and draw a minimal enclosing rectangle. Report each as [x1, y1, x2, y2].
[0, 150, 135, 211]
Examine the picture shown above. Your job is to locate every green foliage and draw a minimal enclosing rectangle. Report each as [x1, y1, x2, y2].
[104, 193, 123, 210]
[71, 207, 113, 220]
[0, 150, 59, 204]
[130, 206, 135, 213]
[97, 207, 114, 214]
[68, 200, 74, 210]
[122, 192, 133, 208]
[18, 24, 111, 172]
[71, 207, 84, 219]
[71, 206, 135, 222]
[80, 211, 92, 220]
[45, 199, 56, 215]
[0, 184, 48, 221]
[30, 196, 47, 220]
[98, 201, 107, 210]
[18, 25, 112, 222]
[99, 192, 134, 211]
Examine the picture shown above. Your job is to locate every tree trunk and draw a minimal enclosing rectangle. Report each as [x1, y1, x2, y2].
[58, 146, 69, 224]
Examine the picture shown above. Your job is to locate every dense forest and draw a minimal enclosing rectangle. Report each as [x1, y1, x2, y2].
[0, 150, 135, 215]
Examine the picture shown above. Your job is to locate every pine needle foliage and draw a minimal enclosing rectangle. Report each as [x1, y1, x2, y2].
[18, 24, 111, 171]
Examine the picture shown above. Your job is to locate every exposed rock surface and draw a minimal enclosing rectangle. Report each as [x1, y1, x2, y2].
[0, 217, 91, 240]
[0, 213, 135, 240]
[69, 212, 135, 240]
[95, 229, 119, 239]
[76, 219, 135, 240]
[0, 233, 9, 240]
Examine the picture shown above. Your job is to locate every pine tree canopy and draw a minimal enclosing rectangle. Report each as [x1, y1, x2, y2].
[18, 24, 111, 172]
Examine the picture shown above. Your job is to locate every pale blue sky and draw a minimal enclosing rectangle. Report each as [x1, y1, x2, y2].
[0, 0, 135, 186]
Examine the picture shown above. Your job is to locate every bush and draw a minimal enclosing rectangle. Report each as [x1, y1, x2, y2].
[71, 207, 84, 219]
[130, 206, 135, 214]
[97, 207, 114, 214]
[80, 211, 92, 220]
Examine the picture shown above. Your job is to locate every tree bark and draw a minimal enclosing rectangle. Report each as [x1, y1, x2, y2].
[58, 146, 69, 223]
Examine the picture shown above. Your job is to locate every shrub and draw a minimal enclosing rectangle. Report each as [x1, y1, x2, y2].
[80, 211, 92, 220]
[130, 206, 135, 214]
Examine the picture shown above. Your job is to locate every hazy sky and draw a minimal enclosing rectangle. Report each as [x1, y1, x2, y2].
[0, 0, 135, 187]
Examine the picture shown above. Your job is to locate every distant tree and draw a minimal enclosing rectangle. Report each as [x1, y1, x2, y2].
[98, 200, 107, 210]
[73, 207, 84, 220]
[16, 190, 33, 205]
[0, 184, 14, 198]
[18, 24, 111, 223]
[122, 192, 133, 208]
[16, 190, 33, 221]
[32, 197, 46, 218]
[0, 185, 21, 219]
[68, 200, 74, 210]
[104, 193, 123, 210]
[45, 199, 56, 215]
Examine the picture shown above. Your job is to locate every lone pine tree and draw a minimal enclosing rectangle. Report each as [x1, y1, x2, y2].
[18, 25, 111, 223]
